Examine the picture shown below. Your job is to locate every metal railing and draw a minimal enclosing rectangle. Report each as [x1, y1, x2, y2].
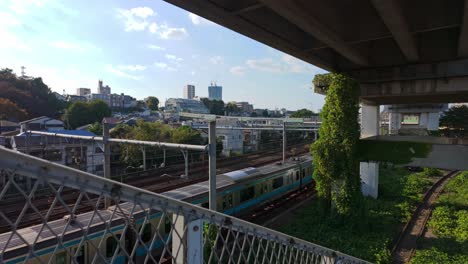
[0, 147, 369, 264]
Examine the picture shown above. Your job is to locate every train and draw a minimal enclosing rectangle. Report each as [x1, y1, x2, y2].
[1, 155, 313, 264]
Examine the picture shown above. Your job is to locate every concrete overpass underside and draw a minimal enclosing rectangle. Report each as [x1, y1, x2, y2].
[163, 0, 468, 198]
[164, 0, 468, 104]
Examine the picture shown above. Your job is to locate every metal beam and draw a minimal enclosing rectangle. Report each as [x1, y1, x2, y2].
[258, 0, 369, 66]
[371, 0, 419, 61]
[163, 0, 333, 71]
[458, 0, 468, 57]
[28, 130, 208, 151]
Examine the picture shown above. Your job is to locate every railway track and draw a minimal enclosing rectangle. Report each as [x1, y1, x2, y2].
[0, 144, 311, 233]
[391, 170, 460, 264]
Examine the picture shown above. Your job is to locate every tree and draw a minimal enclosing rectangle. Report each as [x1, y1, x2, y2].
[290, 108, 315, 118]
[172, 126, 204, 145]
[310, 73, 362, 216]
[0, 98, 28, 121]
[250, 112, 258, 117]
[201, 98, 225, 115]
[0, 68, 64, 118]
[225, 102, 240, 116]
[63, 100, 111, 129]
[87, 122, 102, 135]
[145, 96, 159, 111]
[439, 105, 468, 138]
[262, 109, 269, 117]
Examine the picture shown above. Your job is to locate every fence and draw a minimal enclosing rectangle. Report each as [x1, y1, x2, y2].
[0, 146, 369, 264]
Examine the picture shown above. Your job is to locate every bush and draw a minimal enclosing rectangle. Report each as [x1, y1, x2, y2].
[422, 167, 442, 177]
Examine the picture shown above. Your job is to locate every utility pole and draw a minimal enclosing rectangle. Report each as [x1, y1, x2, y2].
[282, 121, 287, 164]
[103, 122, 111, 209]
[208, 120, 217, 211]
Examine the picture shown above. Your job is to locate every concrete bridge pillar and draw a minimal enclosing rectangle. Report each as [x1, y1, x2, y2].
[360, 103, 380, 198]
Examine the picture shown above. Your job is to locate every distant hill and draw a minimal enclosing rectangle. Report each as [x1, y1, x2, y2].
[0, 68, 66, 122]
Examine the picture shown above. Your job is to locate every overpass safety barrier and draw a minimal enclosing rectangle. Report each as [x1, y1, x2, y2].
[0, 147, 369, 264]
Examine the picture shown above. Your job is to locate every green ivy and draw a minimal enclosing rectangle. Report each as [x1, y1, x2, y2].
[310, 73, 362, 216]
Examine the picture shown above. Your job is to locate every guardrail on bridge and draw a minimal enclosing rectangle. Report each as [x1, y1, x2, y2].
[0, 147, 369, 264]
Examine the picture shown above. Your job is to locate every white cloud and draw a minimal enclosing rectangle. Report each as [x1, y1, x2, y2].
[117, 65, 146, 71]
[149, 22, 158, 33]
[244, 55, 317, 74]
[246, 58, 283, 73]
[209, 56, 224, 65]
[154, 62, 176, 71]
[188, 12, 215, 26]
[116, 7, 155, 32]
[156, 24, 188, 40]
[146, 44, 165, 51]
[165, 54, 183, 62]
[230, 66, 246, 76]
[106, 64, 143, 80]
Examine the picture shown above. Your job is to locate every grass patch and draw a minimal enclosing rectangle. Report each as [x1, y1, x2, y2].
[411, 171, 468, 264]
[277, 166, 434, 263]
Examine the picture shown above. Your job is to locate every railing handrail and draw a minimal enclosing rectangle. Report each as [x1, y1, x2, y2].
[26, 130, 208, 151]
[0, 146, 370, 263]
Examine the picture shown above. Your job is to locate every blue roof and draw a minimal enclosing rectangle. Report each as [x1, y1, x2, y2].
[18, 130, 97, 137]
[52, 130, 97, 136]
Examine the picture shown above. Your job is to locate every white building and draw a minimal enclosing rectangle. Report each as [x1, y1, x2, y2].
[76, 88, 91, 96]
[165, 98, 210, 114]
[183, 85, 195, 99]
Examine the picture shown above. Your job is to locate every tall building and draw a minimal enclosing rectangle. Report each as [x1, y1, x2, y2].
[208, 83, 222, 100]
[98, 80, 111, 95]
[183, 85, 195, 99]
[76, 88, 91, 96]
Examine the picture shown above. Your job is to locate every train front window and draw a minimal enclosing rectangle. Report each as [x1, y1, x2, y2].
[240, 186, 255, 203]
[273, 177, 283, 189]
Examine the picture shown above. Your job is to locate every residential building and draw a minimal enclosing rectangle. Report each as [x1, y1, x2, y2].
[234, 102, 254, 113]
[165, 98, 210, 114]
[110, 93, 125, 109]
[20, 116, 64, 132]
[123, 95, 137, 108]
[208, 83, 222, 100]
[66, 95, 87, 103]
[0, 120, 19, 134]
[53, 92, 66, 101]
[183, 85, 195, 99]
[76, 88, 91, 96]
[87, 93, 111, 105]
[98, 80, 111, 95]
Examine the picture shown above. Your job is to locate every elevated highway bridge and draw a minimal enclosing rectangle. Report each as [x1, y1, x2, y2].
[163, 0, 468, 198]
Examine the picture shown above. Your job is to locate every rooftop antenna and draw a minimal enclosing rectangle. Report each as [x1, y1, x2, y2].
[21, 66, 26, 78]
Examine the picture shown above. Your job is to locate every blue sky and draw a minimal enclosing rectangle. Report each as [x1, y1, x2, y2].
[0, 0, 327, 111]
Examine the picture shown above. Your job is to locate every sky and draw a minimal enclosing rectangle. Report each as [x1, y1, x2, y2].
[0, 0, 327, 111]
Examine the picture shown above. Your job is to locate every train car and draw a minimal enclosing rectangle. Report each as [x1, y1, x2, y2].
[1, 155, 313, 264]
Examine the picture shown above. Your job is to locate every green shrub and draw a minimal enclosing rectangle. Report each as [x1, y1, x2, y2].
[422, 167, 442, 177]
